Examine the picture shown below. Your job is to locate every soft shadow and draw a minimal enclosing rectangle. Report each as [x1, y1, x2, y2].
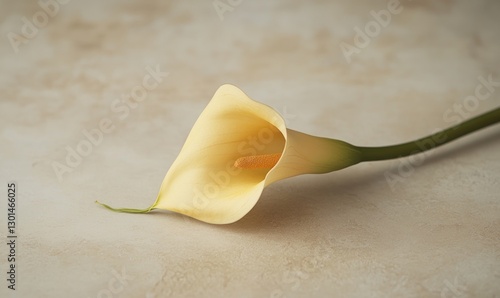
[220, 128, 500, 234]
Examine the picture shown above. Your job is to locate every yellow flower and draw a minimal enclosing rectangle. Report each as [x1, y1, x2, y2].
[98, 84, 362, 224]
[98, 85, 500, 224]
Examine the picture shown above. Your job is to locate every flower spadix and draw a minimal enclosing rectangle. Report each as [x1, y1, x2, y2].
[98, 84, 362, 224]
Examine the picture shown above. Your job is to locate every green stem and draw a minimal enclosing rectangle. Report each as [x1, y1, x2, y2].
[95, 200, 154, 213]
[356, 106, 500, 162]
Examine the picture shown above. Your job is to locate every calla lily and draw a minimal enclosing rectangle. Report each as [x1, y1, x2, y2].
[99, 84, 362, 224]
[97, 85, 500, 224]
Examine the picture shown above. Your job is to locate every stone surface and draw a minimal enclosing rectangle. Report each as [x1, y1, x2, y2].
[1, 0, 499, 297]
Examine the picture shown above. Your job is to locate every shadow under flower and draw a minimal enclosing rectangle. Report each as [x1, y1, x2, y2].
[219, 127, 500, 235]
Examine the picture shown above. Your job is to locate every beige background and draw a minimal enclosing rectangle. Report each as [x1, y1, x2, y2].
[1, 0, 500, 297]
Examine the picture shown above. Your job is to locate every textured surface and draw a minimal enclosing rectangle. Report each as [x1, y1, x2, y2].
[1, 0, 500, 297]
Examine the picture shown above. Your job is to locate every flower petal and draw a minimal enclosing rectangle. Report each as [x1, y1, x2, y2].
[152, 84, 287, 224]
[267, 129, 362, 184]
